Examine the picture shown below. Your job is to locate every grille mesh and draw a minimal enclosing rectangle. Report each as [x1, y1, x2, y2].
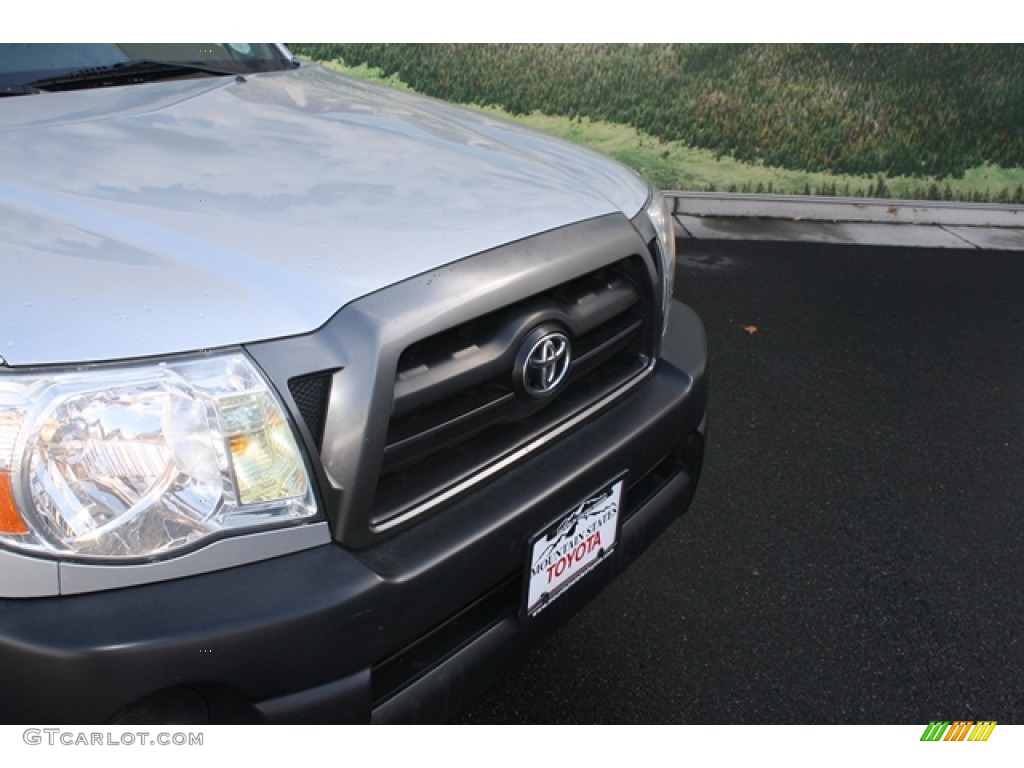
[288, 373, 332, 451]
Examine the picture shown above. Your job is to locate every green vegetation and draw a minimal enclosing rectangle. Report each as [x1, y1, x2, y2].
[292, 45, 1024, 203]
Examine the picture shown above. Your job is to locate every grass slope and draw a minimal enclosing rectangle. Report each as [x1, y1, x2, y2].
[319, 59, 1024, 203]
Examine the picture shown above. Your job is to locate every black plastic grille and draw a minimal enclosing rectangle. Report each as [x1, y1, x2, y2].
[372, 256, 656, 526]
[288, 372, 332, 451]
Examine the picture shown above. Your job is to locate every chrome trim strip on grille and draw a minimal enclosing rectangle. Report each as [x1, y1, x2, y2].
[370, 357, 656, 533]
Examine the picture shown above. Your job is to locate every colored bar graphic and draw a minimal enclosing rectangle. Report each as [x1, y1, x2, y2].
[944, 721, 973, 741]
[920, 720, 997, 742]
[968, 721, 997, 741]
[921, 721, 950, 741]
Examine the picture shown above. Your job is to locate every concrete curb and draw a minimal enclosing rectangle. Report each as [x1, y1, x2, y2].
[666, 192, 1024, 250]
[666, 191, 1024, 228]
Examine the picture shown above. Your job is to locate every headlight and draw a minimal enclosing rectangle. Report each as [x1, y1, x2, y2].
[0, 352, 316, 561]
[644, 189, 677, 336]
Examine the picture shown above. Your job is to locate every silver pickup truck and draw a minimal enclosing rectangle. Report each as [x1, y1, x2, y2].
[0, 43, 707, 723]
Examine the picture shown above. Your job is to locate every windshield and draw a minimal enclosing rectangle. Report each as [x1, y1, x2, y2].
[0, 44, 294, 95]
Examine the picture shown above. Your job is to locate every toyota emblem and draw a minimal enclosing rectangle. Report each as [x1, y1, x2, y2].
[517, 327, 571, 399]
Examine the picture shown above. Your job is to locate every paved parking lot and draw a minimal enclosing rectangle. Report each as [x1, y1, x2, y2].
[460, 239, 1024, 724]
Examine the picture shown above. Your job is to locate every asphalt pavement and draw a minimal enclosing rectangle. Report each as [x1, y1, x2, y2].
[459, 234, 1024, 724]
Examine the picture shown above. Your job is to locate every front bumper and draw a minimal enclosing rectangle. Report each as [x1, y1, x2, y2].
[0, 302, 707, 724]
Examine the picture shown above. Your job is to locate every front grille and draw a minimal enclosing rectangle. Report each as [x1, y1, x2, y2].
[244, 214, 663, 547]
[372, 255, 656, 527]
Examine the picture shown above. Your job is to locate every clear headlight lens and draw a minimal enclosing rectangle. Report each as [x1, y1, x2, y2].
[645, 189, 677, 336]
[0, 353, 316, 560]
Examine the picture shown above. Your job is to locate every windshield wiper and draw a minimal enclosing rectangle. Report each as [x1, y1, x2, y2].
[0, 82, 34, 97]
[24, 60, 242, 93]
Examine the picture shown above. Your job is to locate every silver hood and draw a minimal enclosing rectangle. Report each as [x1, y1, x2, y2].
[0, 63, 649, 367]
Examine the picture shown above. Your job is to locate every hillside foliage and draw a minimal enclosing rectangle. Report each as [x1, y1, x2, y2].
[291, 44, 1024, 183]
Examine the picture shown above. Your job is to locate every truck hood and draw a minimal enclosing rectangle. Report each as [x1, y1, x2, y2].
[0, 63, 649, 366]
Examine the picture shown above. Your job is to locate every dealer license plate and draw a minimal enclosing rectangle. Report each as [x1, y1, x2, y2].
[524, 479, 623, 617]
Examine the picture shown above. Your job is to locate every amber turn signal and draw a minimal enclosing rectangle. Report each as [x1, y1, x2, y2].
[0, 472, 28, 534]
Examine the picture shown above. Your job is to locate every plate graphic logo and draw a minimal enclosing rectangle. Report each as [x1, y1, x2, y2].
[525, 480, 621, 616]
